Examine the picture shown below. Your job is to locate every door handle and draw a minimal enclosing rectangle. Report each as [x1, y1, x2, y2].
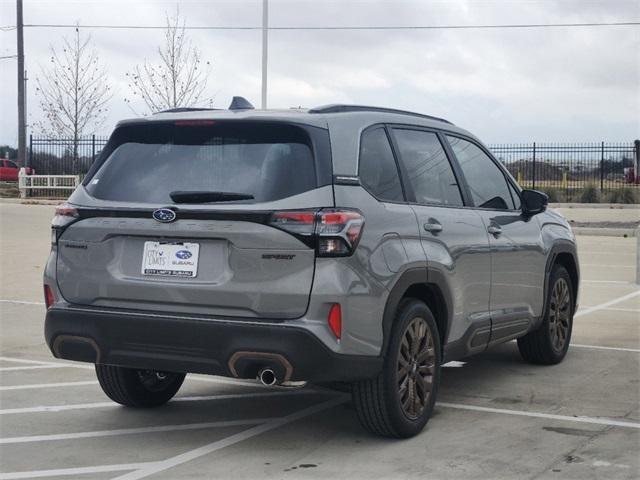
[423, 222, 443, 233]
[487, 225, 502, 235]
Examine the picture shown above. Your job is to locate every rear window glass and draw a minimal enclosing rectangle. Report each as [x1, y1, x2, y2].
[86, 122, 324, 204]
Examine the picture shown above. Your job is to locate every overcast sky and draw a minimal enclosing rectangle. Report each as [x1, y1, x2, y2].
[0, 0, 638, 146]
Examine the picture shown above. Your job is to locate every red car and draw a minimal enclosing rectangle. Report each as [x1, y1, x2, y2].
[0, 160, 35, 181]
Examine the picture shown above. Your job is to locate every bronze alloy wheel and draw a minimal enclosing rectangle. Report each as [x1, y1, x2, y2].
[548, 277, 571, 352]
[397, 317, 436, 420]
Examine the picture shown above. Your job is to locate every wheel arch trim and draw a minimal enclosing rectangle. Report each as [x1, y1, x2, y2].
[537, 241, 580, 331]
[380, 267, 453, 358]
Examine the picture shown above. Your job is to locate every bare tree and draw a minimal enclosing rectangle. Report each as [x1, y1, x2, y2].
[125, 9, 212, 113]
[35, 27, 112, 167]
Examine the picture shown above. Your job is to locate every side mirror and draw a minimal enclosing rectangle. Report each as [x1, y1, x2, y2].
[521, 189, 548, 216]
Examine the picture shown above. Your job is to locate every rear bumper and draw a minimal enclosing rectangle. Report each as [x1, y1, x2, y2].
[44, 305, 382, 382]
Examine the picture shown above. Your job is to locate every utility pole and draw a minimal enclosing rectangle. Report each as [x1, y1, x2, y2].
[17, 0, 26, 167]
[261, 0, 268, 109]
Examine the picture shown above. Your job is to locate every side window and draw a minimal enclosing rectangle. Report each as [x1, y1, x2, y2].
[6, 161, 18, 169]
[447, 136, 515, 210]
[392, 129, 463, 207]
[359, 127, 404, 202]
[508, 182, 521, 210]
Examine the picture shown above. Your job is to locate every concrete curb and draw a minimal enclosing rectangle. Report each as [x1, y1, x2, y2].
[0, 198, 59, 205]
[550, 203, 639, 209]
[573, 227, 637, 237]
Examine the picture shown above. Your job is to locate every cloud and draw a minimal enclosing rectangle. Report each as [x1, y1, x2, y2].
[0, 0, 638, 146]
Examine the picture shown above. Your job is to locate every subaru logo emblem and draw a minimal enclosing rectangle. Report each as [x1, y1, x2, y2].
[175, 250, 192, 259]
[152, 208, 176, 223]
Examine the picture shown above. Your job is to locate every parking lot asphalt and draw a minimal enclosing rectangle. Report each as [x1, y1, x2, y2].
[1, 203, 638, 479]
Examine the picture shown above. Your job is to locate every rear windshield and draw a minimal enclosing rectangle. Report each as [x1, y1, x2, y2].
[86, 121, 329, 204]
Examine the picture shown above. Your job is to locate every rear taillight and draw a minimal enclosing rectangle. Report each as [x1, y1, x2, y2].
[270, 211, 317, 236]
[269, 209, 364, 257]
[44, 285, 55, 309]
[55, 203, 79, 217]
[52, 203, 79, 241]
[316, 210, 364, 256]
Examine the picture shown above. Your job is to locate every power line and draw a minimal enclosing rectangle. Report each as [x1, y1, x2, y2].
[19, 21, 640, 31]
[0, 54, 18, 59]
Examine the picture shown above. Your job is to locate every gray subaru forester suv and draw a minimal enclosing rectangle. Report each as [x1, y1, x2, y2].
[44, 99, 579, 438]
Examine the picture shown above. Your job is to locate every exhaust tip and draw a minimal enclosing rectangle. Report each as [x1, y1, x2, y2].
[258, 368, 277, 386]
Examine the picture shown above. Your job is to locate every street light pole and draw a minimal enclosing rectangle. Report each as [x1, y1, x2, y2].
[17, 0, 27, 167]
[261, 0, 268, 109]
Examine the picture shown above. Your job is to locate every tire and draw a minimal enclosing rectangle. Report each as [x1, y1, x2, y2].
[352, 299, 441, 438]
[518, 264, 574, 365]
[95, 365, 185, 407]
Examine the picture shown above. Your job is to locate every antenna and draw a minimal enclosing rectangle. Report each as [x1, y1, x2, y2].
[229, 96, 255, 110]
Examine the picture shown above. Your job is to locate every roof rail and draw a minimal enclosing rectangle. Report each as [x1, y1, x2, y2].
[154, 107, 220, 114]
[308, 104, 453, 125]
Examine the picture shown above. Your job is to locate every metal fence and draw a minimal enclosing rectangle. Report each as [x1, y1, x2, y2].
[489, 141, 638, 189]
[23, 136, 640, 202]
[29, 135, 109, 176]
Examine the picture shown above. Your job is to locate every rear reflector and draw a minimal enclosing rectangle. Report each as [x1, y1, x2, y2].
[328, 304, 342, 340]
[44, 285, 55, 309]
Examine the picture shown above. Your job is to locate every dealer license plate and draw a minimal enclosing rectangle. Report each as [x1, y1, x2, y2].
[141, 242, 200, 278]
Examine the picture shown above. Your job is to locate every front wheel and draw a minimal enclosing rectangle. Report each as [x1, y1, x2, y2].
[518, 264, 574, 365]
[95, 365, 185, 407]
[352, 299, 441, 438]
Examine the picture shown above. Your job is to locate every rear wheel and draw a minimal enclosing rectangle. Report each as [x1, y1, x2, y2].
[352, 299, 441, 438]
[95, 365, 185, 407]
[518, 264, 574, 365]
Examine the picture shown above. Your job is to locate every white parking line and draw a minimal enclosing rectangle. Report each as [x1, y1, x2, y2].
[0, 356, 92, 370]
[0, 390, 324, 415]
[187, 374, 263, 388]
[0, 381, 98, 391]
[0, 397, 346, 480]
[0, 365, 69, 372]
[0, 356, 272, 387]
[0, 300, 45, 306]
[112, 396, 348, 480]
[581, 264, 633, 268]
[0, 357, 62, 365]
[571, 344, 640, 353]
[574, 290, 640, 318]
[579, 251, 635, 256]
[581, 280, 632, 285]
[438, 402, 640, 429]
[0, 418, 272, 445]
[577, 306, 638, 313]
[0, 462, 155, 480]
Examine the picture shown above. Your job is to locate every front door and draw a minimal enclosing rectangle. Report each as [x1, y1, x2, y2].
[445, 135, 546, 345]
[389, 127, 492, 353]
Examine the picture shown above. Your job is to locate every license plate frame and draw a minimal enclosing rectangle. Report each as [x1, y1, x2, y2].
[141, 241, 200, 278]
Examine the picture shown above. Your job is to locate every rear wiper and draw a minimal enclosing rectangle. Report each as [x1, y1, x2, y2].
[169, 191, 255, 203]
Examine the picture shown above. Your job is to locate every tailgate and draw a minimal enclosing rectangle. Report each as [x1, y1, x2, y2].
[56, 214, 316, 319]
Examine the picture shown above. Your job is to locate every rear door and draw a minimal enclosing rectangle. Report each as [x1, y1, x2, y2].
[56, 120, 333, 319]
[389, 126, 492, 351]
